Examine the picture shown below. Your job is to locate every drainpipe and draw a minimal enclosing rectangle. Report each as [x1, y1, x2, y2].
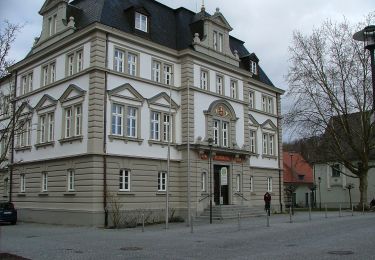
[103, 33, 109, 227]
[9, 71, 17, 203]
[276, 93, 283, 212]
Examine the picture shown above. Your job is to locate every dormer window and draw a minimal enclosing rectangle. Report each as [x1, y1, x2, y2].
[48, 14, 57, 36]
[251, 60, 258, 75]
[213, 31, 223, 52]
[135, 12, 148, 32]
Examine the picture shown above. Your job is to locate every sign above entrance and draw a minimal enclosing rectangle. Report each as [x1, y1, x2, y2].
[220, 167, 228, 185]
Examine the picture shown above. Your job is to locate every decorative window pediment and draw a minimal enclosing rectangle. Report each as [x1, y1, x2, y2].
[209, 10, 233, 31]
[261, 119, 277, 131]
[17, 102, 34, 116]
[249, 114, 260, 128]
[39, 0, 68, 15]
[59, 84, 86, 104]
[35, 94, 57, 112]
[204, 99, 238, 121]
[108, 83, 144, 104]
[148, 92, 179, 111]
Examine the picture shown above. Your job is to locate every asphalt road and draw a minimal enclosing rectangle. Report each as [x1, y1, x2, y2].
[0, 211, 374, 260]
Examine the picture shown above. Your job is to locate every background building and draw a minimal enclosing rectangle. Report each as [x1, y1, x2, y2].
[0, 0, 284, 226]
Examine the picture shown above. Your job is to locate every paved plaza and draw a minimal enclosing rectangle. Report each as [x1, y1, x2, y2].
[0, 211, 374, 260]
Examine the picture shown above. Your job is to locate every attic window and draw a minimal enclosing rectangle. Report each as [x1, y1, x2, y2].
[135, 12, 148, 32]
[250, 61, 257, 75]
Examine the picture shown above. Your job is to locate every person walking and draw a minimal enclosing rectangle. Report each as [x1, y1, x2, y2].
[264, 192, 271, 216]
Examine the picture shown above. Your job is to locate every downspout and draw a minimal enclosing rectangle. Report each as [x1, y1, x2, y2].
[277, 93, 283, 212]
[103, 33, 109, 227]
[9, 71, 17, 203]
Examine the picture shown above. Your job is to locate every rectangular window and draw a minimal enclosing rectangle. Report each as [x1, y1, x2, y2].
[263, 134, 268, 155]
[213, 120, 220, 145]
[42, 66, 49, 87]
[216, 75, 223, 95]
[20, 174, 26, 193]
[158, 171, 167, 191]
[222, 121, 228, 147]
[200, 70, 208, 90]
[218, 33, 223, 52]
[67, 170, 75, 191]
[236, 174, 241, 192]
[114, 49, 124, 73]
[111, 104, 123, 136]
[230, 80, 238, 99]
[127, 107, 137, 138]
[151, 112, 160, 140]
[267, 177, 272, 192]
[135, 12, 148, 32]
[127, 53, 137, 76]
[76, 51, 83, 73]
[42, 172, 48, 192]
[27, 73, 33, 93]
[250, 176, 254, 192]
[249, 91, 254, 109]
[75, 105, 82, 136]
[68, 54, 74, 76]
[119, 169, 130, 191]
[201, 172, 207, 192]
[65, 108, 72, 138]
[40, 115, 46, 143]
[163, 64, 172, 85]
[48, 17, 53, 36]
[262, 96, 273, 114]
[21, 76, 27, 95]
[48, 113, 54, 141]
[269, 135, 274, 155]
[213, 31, 218, 50]
[53, 15, 57, 34]
[332, 164, 341, 177]
[21, 73, 33, 95]
[163, 114, 172, 142]
[18, 120, 32, 147]
[250, 130, 256, 153]
[251, 61, 257, 75]
[50, 63, 56, 83]
[152, 61, 161, 82]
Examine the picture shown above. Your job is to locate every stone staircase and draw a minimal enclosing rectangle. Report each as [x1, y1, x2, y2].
[198, 205, 266, 220]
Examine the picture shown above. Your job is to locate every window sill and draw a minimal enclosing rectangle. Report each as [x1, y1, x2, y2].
[17, 193, 26, 197]
[117, 192, 135, 196]
[15, 146, 32, 152]
[35, 141, 55, 149]
[148, 140, 177, 147]
[156, 192, 171, 196]
[59, 136, 83, 145]
[109, 135, 143, 145]
[63, 192, 76, 196]
[38, 192, 49, 196]
[262, 154, 278, 160]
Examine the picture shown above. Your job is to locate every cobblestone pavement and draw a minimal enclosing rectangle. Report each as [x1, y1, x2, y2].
[0, 211, 374, 260]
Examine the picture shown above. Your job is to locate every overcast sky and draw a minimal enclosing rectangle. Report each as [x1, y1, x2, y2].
[0, 0, 374, 127]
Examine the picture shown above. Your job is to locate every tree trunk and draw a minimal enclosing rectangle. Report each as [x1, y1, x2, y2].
[358, 172, 368, 207]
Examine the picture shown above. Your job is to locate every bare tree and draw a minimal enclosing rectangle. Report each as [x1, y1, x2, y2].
[0, 20, 22, 77]
[285, 13, 375, 207]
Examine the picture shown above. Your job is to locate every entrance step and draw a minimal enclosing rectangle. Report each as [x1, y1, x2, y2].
[197, 205, 266, 220]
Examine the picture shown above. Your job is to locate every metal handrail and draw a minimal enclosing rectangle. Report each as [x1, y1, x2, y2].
[234, 192, 249, 201]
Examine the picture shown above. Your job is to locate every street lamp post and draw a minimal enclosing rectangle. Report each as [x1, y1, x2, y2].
[208, 138, 213, 224]
[353, 25, 375, 113]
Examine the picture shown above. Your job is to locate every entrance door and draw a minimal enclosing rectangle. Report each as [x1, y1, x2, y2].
[214, 165, 229, 205]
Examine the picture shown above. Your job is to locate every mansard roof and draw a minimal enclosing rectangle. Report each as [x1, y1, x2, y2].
[65, 0, 275, 87]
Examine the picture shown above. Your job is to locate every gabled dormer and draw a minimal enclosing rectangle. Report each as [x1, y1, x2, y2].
[32, 0, 76, 53]
[191, 6, 239, 66]
[240, 53, 259, 78]
[124, 5, 151, 38]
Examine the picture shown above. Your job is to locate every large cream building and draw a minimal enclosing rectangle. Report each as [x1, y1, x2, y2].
[0, 0, 284, 226]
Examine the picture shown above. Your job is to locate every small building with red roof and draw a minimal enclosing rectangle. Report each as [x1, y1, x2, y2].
[283, 152, 314, 207]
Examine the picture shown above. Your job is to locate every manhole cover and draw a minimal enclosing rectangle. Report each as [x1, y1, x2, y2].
[120, 247, 143, 251]
[328, 251, 354, 255]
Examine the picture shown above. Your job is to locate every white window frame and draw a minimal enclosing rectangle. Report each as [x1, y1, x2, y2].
[67, 170, 75, 191]
[262, 95, 274, 114]
[216, 75, 224, 95]
[127, 52, 137, 76]
[67, 48, 84, 76]
[230, 80, 238, 99]
[250, 130, 256, 153]
[151, 111, 160, 141]
[119, 169, 130, 191]
[163, 114, 172, 142]
[267, 177, 273, 192]
[262, 133, 275, 156]
[213, 31, 218, 50]
[17, 120, 31, 148]
[42, 172, 48, 192]
[114, 49, 125, 73]
[20, 72, 33, 95]
[135, 12, 148, 32]
[158, 171, 167, 191]
[64, 104, 82, 139]
[39, 112, 54, 143]
[127, 106, 137, 138]
[200, 70, 208, 90]
[111, 103, 123, 136]
[152, 60, 161, 82]
[263, 133, 268, 155]
[65, 107, 72, 138]
[76, 50, 83, 73]
[218, 33, 223, 52]
[163, 64, 172, 85]
[213, 119, 229, 147]
[249, 91, 255, 109]
[251, 60, 257, 75]
[222, 121, 228, 147]
[74, 105, 82, 136]
[20, 174, 26, 193]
